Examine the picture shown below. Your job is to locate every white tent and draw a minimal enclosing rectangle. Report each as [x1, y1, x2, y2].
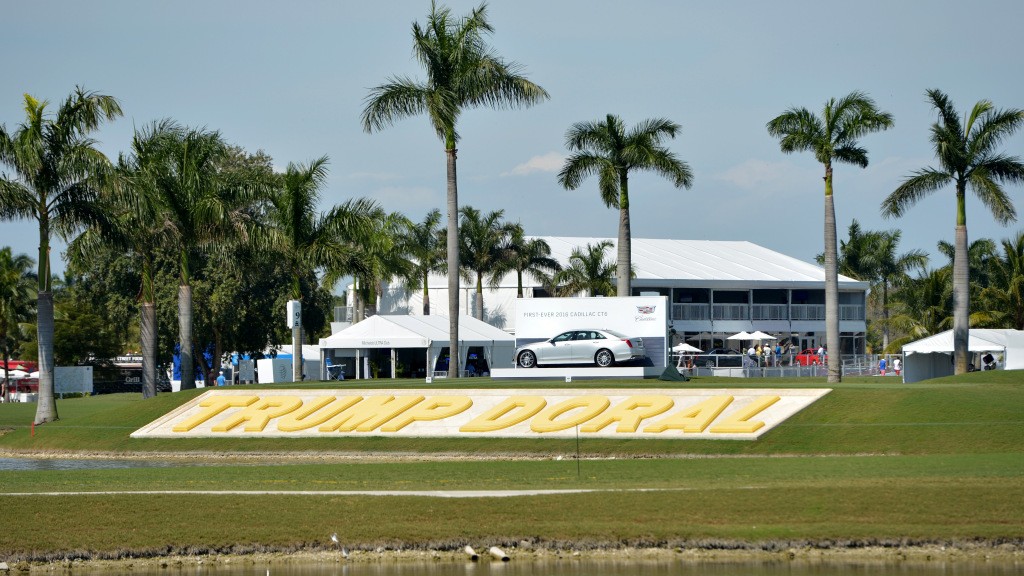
[318, 314, 515, 379]
[901, 329, 1024, 383]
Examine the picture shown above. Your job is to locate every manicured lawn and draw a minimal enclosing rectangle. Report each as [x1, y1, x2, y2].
[1, 371, 1022, 559]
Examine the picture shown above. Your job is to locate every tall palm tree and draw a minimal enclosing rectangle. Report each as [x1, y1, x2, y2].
[146, 125, 254, 390]
[871, 230, 928, 353]
[937, 237, 998, 293]
[768, 91, 893, 383]
[552, 240, 618, 297]
[882, 89, 1024, 374]
[497, 224, 560, 298]
[362, 1, 548, 377]
[559, 115, 693, 297]
[265, 156, 374, 382]
[458, 206, 514, 320]
[400, 209, 445, 315]
[0, 87, 122, 422]
[0, 248, 35, 402]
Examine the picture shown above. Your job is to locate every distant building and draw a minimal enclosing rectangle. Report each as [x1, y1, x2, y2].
[343, 237, 869, 355]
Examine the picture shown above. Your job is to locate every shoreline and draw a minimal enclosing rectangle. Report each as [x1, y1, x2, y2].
[4, 542, 1024, 573]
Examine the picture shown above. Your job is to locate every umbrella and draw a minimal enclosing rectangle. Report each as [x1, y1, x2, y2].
[727, 331, 753, 341]
[29, 371, 40, 378]
[672, 343, 703, 353]
[749, 331, 776, 341]
[2, 369, 28, 380]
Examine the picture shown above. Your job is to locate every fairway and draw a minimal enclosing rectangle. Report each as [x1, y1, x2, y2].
[1, 372, 1023, 563]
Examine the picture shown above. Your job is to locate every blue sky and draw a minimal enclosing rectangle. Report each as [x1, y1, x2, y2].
[3, 0, 1024, 282]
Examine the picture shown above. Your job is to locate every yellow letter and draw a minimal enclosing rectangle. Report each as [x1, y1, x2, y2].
[172, 395, 258, 432]
[460, 396, 547, 432]
[709, 395, 781, 434]
[211, 396, 304, 432]
[318, 395, 425, 432]
[643, 395, 733, 434]
[379, 396, 473, 432]
[277, 396, 363, 432]
[531, 395, 611, 433]
[580, 395, 674, 433]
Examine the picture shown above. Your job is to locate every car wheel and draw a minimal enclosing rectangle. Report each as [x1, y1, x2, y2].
[595, 349, 614, 367]
[518, 350, 537, 368]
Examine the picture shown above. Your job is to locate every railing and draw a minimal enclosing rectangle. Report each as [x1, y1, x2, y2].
[712, 304, 749, 320]
[333, 306, 375, 323]
[840, 305, 865, 321]
[751, 304, 788, 321]
[671, 303, 710, 321]
[791, 304, 826, 321]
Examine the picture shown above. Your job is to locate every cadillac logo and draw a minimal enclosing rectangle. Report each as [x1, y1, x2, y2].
[636, 305, 656, 314]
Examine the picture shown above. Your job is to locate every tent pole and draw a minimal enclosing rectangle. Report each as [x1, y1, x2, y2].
[355, 350, 361, 380]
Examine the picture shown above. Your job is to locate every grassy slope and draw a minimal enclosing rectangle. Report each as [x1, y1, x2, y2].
[1, 372, 1022, 558]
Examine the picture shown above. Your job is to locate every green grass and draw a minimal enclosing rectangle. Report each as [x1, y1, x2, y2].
[1, 371, 1022, 560]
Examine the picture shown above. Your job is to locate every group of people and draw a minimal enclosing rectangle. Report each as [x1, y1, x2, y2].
[745, 343, 787, 367]
[878, 356, 902, 376]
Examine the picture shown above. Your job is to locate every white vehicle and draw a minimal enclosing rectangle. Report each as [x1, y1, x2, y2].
[515, 329, 646, 368]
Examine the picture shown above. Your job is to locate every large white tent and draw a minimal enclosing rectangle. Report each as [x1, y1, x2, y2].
[901, 329, 1024, 383]
[318, 314, 515, 379]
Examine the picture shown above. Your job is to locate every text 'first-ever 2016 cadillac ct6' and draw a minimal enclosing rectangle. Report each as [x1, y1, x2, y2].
[515, 329, 646, 368]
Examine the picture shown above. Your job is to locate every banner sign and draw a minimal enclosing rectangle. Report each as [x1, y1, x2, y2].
[132, 388, 830, 440]
[515, 296, 669, 367]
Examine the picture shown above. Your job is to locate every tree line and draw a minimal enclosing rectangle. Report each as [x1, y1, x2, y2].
[3, 2, 1024, 421]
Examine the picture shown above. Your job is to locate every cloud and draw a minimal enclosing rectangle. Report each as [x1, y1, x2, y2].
[714, 159, 820, 196]
[501, 152, 565, 177]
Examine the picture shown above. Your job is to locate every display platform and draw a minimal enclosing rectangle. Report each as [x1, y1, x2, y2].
[490, 366, 661, 380]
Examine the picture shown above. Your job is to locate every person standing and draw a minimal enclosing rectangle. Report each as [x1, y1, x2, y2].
[216, 371, 226, 386]
[879, 357, 887, 376]
[893, 357, 902, 376]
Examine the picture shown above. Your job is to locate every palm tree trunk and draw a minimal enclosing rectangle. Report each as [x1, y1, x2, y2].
[475, 273, 484, 320]
[616, 173, 632, 297]
[422, 271, 430, 315]
[446, 145, 460, 379]
[34, 291, 58, 424]
[517, 270, 524, 298]
[291, 299, 302, 383]
[179, 284, 195, 390]
[881, 281, 890, 354]
[140, 302, 157, 398]
[953, 224, 970, 374]
[823, 168, 841, 384]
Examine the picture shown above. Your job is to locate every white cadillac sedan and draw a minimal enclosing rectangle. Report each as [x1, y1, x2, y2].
[515, 329, 646, 368]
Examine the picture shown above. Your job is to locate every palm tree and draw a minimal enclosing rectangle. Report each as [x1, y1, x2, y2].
[146, 125, 254, 390]
[362, 1, 548, 377]
[0, 87, 122, 422]
[979, 231, 1024, 330]
[346, 207, 412, 323]
[559, 115, 693, 297]
[265, 156, 374, 382]
[818, 219, 876, 281]
[497, 224, 560, 298]
[0, 248, 35, 402]
[552, 240, 618, 297]
[458, 206, 514, 320]
[871, 230, 928, 353]
[768, 91, 893, 383]
[887, 267, 954, 350]
[882, 89, 1024, 374]
[400, 209, 445, 315]
[937, 237, 998, 294]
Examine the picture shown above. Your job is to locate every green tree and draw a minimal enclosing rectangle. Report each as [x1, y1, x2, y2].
[979, 231, 1024, 330]
[558, 115, 693, 297]
[768, 91, 893, 383]
[871, 230, 928, 352]
[937, 237, 998, 295]
[0, 248, 35, 401]
[0, 87, 122, 422]
[882, 89, 1024, 374]
[552, 240, 618, 297]
[497, 224, 559, 298]
[458, 206, 514, 320]
[348, 207, 412, 323]
[400, 209, 445, 315]
[817, 219, 877, 281]
[887, 267, 953, 350]
[264, 156, 373, 381]
[362, 1, 548, 377]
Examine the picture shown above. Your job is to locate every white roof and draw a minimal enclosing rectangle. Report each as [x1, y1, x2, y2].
[902, 329, 1024, 354]
[424, 237, 867, 290]
[319, 314, 514, 350]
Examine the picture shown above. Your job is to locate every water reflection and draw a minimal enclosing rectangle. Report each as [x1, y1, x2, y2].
[71, 558, 1024, 576]
[0, 457, 199, 471]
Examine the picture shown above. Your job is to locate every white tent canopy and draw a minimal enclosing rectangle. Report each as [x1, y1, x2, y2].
[901, 328, 1024, 383]
[318, 314, 515, 379]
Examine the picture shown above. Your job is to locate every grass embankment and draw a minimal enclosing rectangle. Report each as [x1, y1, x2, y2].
[1, 372, 1022, 561]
